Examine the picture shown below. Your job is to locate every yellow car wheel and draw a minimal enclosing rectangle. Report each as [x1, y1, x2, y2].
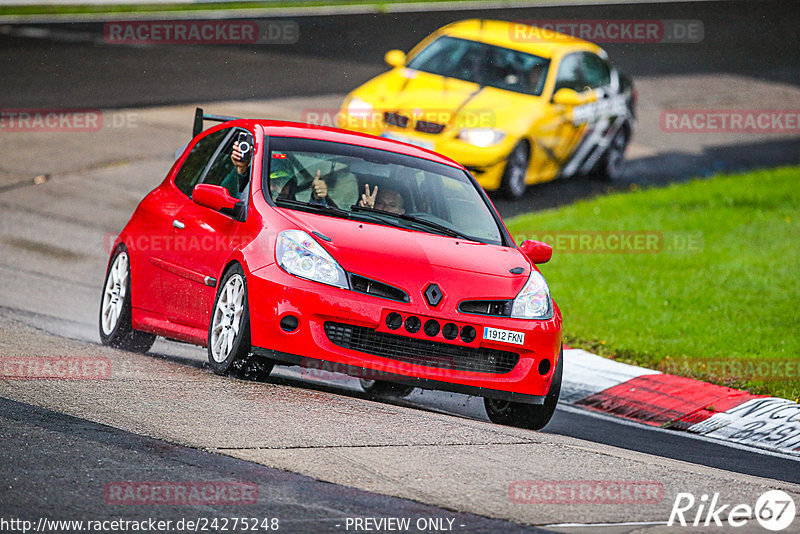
[595, 126, 629, 181]
[501, 141, 529, 199]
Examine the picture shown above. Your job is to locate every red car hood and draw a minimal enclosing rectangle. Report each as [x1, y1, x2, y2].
[276, 209, 531, 300]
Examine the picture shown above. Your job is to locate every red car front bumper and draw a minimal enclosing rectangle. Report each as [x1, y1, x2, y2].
[247, 265, 562, 404]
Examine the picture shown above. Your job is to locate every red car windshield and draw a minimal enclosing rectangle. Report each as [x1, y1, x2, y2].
[264, 137, 504, 245]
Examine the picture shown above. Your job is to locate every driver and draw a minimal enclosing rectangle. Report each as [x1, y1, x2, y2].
[358, 184, 406, 215]
[266, 154, 359, 209]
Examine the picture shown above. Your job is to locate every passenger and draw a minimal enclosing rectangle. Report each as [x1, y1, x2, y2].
[358, 184, 406, 215]
[220, 139, 251, 198]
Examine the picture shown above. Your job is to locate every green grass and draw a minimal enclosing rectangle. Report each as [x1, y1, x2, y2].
[506, 166, 800, 400]
[0, 0, 548, 17]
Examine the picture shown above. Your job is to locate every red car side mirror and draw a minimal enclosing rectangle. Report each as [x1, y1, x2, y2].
[192, 183, 240, 212]
[520, 239, 552, 264]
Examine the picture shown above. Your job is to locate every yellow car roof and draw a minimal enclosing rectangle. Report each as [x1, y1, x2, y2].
[438, 19, 601, 58]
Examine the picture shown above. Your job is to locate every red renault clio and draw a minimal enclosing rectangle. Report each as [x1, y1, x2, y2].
[99, 110, 563, 429]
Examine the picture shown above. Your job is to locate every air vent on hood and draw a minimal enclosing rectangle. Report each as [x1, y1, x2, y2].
[458, 300, 512, 317]
[415, 120, 445, 134]
[384, 112, 409, 129]
[349, 274, 409, 303]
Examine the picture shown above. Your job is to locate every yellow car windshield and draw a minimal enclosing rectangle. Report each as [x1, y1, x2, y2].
[407, 36, 550, 96]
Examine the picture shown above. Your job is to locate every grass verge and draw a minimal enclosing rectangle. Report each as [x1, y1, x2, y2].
[2, 0, 549, 17]
[506, 166, 800, 400]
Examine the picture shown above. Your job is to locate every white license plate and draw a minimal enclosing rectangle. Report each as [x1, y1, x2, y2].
[381, 131, 434, 150]
[483, 327, 525, 346]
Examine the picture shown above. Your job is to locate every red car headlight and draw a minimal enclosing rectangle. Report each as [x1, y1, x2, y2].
[510, 270, 553, 320]
[276, 230, 349, 289]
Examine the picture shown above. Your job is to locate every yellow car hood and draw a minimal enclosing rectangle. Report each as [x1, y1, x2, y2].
[363, 69, 543, 134]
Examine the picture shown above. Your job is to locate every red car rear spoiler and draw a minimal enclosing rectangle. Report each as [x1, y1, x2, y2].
[193, 107, 241, 138]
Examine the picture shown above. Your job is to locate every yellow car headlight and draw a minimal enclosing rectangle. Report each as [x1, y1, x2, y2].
[346, 97, 374, 121]
[457, 128, 506, 148]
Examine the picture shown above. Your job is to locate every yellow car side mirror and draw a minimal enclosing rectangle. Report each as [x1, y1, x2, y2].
[385, 49, 406, 68]
[551, 88, 586, 106]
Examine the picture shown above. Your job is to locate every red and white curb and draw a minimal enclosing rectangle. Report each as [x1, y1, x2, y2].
[561, 348, 800, 456]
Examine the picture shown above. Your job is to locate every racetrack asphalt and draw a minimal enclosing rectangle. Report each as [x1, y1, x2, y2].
[1, 95, 799, 532]
[2, 0, 800, 530]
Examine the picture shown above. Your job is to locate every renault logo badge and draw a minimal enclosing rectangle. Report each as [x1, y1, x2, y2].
[424, 284, 443, 307]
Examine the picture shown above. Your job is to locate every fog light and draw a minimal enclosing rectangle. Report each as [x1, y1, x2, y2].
[460, 325, 476, 343]
[405, 316, 421, 333]
[386, 312, 403, 330]
[279, 315, 299, 332]
[538, 358, 551, 375]
[423, 319, 440, 337]
[442, 323, 458, 340]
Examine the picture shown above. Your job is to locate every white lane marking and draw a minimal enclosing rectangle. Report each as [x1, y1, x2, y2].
[557, 403, 800, 462]
[688, 397, 800, 455]
[544, 520, 668, 527]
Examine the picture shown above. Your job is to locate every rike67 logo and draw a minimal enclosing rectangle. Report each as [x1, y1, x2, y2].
[669, 490, 796, 531]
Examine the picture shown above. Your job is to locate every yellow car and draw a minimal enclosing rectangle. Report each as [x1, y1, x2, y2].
[338, 19, 636, 198]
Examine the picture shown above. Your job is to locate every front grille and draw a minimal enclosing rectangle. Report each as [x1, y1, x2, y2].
[384, 112, 409, 128]
[459, 300, 512, 317]
[349, 274, 408, 302]
[324, 322, 519, 374]
[414, 120, 446, 134]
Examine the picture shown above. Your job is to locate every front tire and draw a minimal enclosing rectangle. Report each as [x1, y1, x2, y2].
[500, 141, 530, 199]
[99, 246, 156, 353]
[207, 264, 273, 379]
[484, 348, 563, 430]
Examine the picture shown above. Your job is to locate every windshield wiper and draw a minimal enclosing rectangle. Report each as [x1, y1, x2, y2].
[350, 205, 472, 240]
[275, 197, 351, 219]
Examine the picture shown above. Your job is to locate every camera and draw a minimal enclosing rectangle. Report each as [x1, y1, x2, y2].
[235, 131, 252, 162]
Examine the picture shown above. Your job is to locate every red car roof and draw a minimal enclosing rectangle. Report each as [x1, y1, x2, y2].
[229, 119, 466, 170]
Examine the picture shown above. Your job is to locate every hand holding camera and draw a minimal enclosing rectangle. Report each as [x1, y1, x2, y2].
[231, 132, 252, 175]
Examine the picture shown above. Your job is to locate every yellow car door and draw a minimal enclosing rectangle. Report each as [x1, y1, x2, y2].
[534, 51, 597, 181]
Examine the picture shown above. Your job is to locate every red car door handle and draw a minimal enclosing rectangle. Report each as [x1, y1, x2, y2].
[172, 219, 185, 229]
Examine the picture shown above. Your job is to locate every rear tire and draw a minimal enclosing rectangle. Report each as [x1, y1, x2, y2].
[595, 125, 629, 181]
[500, 141, 530, 199]
[99, 246, 156, 353]
[360, 379, 415, 398]
[207, 264, 273, 380]
[484, 348, 562, 430]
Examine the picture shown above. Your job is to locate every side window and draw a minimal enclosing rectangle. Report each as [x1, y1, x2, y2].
[582, 53, 611, 89]
[173, 129, 229, 196]
[202, 129, 253, 199]
[553, 53, 586, 93]
[175, 130, 228, 196]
